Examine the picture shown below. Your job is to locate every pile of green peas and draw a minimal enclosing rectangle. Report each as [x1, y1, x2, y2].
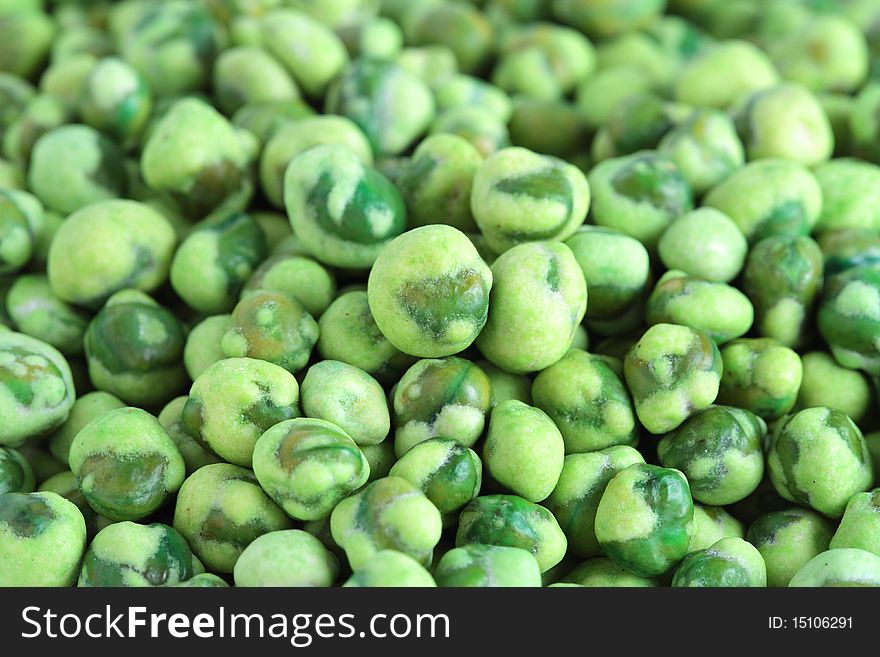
[4, 0, 880, 589]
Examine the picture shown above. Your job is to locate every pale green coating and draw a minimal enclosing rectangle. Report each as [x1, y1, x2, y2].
[173, 463, 293, 573]
[0, 330, 75, 447]
[434, 544, 542, 587]
[674, 40, 779, 109]
[672, 537, 766, 587]
[431, 106, 511, 159]
[814, 159, 880, 233]
[850, 83, 880, 163]
[818, 266, 880, 375]
[317, 290, 414, 385]
[344, 549, 437, 587]
[352, 17, 404, 60]
[508, 98, 589, 161]
[46, 200, 176, 308]
[6, 274, 90, 356]
[260, 9, 349, 98]
[470, 147, 590, 254]
[368, 225, 492, 358]
[69, 407, 185, 521]
[657, 109, 745, 195]
[48, 391, 125, 465]
[483, 400, 564, 502]
[0, 9, 54, 78]
[767, 407, 873, 518]
[575, 65, 654, 130]
[0, 446, 34, 494]
[184, 357, 299, 467]
[561, 558, 658, 587]
[405, 2, 494, 74]
[830, 490, 880, 556]
[735, 83, 834, 166]
[259, 115, 373, 209]
[361, 440, 396, 483]
[647, 270, 754, 344]
[703, 159, 822, 244]
[157, 397, 221, 476]
[532, 349, 637, 453]
[4, 95, 68, 170]
[477, 241, 587, 374]
[690, 505, 744, 552]
[624, 323, 722, 435]
[301, 360, 389, 446]
[176, 573, 229, 588]
[588, 151, 693, 251]
[718, 339, 802, 422]
[553, 0, 665, 39]
[212, 46, 299, 116]
[394, 46, 458, 88]
[183, 315, 231, 382]
[141, 98, 255, 219]
[253, 417, 369, 520]
[27, 124, 125, 215]
[245, 255, 337, 319]
[789, 548, 880, 587]
[234, 529, 339, 587]
[434, 75, 513, 124]
[658, 209, 748, 283]
[544, 446, 645, 558]
[0, 491, 86, 586]
[477, 359, 531, 405]
[868, 433, 880, 487]
[330, 475, 443, 570]
[79, 57, 152, 145]
[397, 133, 482, 232]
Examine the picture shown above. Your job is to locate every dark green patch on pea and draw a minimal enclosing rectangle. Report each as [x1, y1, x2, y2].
[610, 154, 692, 217]
[0, 492, 55, 538]
[77, 452, 169, 518]
[397, 269, 489, 340]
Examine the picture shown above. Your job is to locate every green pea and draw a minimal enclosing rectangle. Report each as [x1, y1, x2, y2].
[434, 74, 513, 123]
[183, 315, 230, 381]
[3, 94, 69, 168]
[560, 557, 658, 587]
[173, 463, 293, 573]
[690, 504, 744, 552]
[176, 573, 229, 588]
[47, 391, 125, 465]
[212, 46, 299, 116]
[575, 65, 654, 130]
[553, 0, 666, 39]
[850, 83, 880, 163]
[797, 350, 873, 423]
[814, 159, 880, 233]
[789, 548, 880, 587]
[405, 2, 494, 74]
[431, 105, 511, 159]
[157, 396, 221, 476]
[818, 265, 880, 375]
[829, 490, 880, 556]
[344, 549, 437, 587]
[79, 57, 152, 145]
[234, 529, 339, 587]
[6, 274, 89, 357]
[0, 8, 54, 78]
[658, 208, 748, 283]
[0, 446, 34, 494]
[361, 440, 396, 483]
[395, 44, 458, 89]
[434, 544, 541, 587]
[718, 338, 802, 421]
[508, 97, 589, 161]
[819, 228, 880, 276]
[673, 537, 766, 587]
[231, 99, 316, 145]
[477, 358, 531, 405]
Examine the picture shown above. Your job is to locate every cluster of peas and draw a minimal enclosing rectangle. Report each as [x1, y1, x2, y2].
[4, 0, 880, 588]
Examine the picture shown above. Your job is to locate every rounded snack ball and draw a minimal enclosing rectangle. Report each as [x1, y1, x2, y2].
[767, 407, 873, 519]
[183, 315, 230, 382]
[482, 399, 564, 503]
[0, 330, 75, 447]
[243, 255, 336, 319]
[158, 397, 221, 477]
[789, 548, 880, 587]
[173, 463, 292, 574]
[234, 529, 339, 587]
[46, 199, 176, 309]
[0, 191, 34, 276]
[818, 265, 880, 375]
[672, 537, 766, 588]
[78, 522, 195, 587]
[476, 241, 587, 374]
[746, 508, 833, 587]
[79, 56, 152, 145]
[212, 46, 299, 117]
[344, 550, 436, 588]
[813, 159, 880, 233]
[48, 391, 126, 465]
[0, 446, 35, 494]
[560, 557, 658, 587]
[183, 357, 300, 467]
[658, 208, 748, 283]
[0, 491, 86, 586]
[368, 225, 492, 358]
[434, 544, 541, 587]
[830, 490, 880, 557]
[690, 504, 744, 553]
[6, 274, 90, 357]
[69, 407, 185, 521]
[253, 417, 370, 522]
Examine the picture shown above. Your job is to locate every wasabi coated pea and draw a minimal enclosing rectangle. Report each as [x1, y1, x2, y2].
[456, 494, 567, 572]
[176, 573, 229, 588]
[330, 475, 442, 570]
[647, 270, 754, 344]
[84, 290, 187, 407]
[183, 315, 230, 381]
[483, 400, 564, 502]
[344, 550, 436, 588]
[432, 106, 511, 159]
[405, 2, 494, 75]
[368, 225, 492, 358]
[234, 529, 339, 587]
[575, 66, 653, 131]
[389, 438, 482, 523]
[560, 557, 658, 587]
[183, 357, 300, 467]
[79, 57, 151, 145]
[814, 160, 880, 233]
[477, 359, 531, 405]
[588, 151, 693, 251]
[173, 463, 292, 573]
[301, 361, 389, 446]
[212, 46, 299, 116]
[4, 94, 69, 167]
[595, 464, 695, 577]
[477, 241, 586, 373]
[158, 397, 221, 476]
[46, 199, 176, 308]
[232, 100, 316, 145]
[850, 83, 880, 163]
[789, 548, 880, 587]
[532, 349, 637, 453]
[747, 508, 830, 579]
[283, 145, 406, 269]
[222, 289, 318, 374]
[508, 98, 588, 161]
[78, 522, 195, 587]
[0, 491, 86, 586]
[6, 274, 90, 356]
[470, 147, 589, 254]
[171, 213, 267, 315]
[767, 407, 873, 518]
[718, 339, 802, 421]
[703, 159, 822, 244]
[624, 323, 722, 435]
[394, 45, 458, 89]
[361, 440, 396, 483]
[253, 418, 369, 521]
[830, 490, 880, 556]
[818, 266, 880, 375]
[742, 235, 823, 348]
[553, 0, 665, 39]
[0, 191, 34, 276]
[0, 330, 75, 447]
[796, 352, 871, 424]
[317, 290, 413, 385]
[0, 446, 34, 493]
[601, 93, 678, 157]
[434, 74, 513, 123]
[672, 537, 766, 587]
[47, 391, 125, 465]
[434, 544, 542, 587]
[244, 255, 336, 318]
[690, 504, 744, 552]
[657, 209, 748, 283]
[544, 446, 645, 558]
[392, 357, 492, 456]
[69, 407, 185, 521]
[658, 406, 766, 505]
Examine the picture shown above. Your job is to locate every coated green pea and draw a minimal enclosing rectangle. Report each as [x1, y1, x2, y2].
[47, 390, 125, 465]
[789, 548, 880, 587]
[183, 315, 230, 382]
[814, 159, 880, 233]
[560, 557, 658, 587]
[6, 274, 89, 356]
[344, 550, 437, 587]
[672, 537, 766, 587]
[830, 490, 880, 557]
[657, 208, 748, 283]
[718, 338, 802, 421]
[157, 396, 221, 476]
[234, 529, 339, 587]
[818, 265, 880, 375]
[79, 57, 152, 144]
[746, 507, 833, 587]
[0, 446, 34, 494]
[212, 46, 299, 116]
[434, 544, 541, 587]
[690, 504, 744, 552]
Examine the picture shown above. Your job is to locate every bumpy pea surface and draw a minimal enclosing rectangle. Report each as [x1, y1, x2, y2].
[434, 544, 541, 587]
[789, 548, 880, 587]
[234, 529, 339, 587]
[718, 338, 803, 421]
[672, 537, 767, 587]
[746, 508, 833, 587]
